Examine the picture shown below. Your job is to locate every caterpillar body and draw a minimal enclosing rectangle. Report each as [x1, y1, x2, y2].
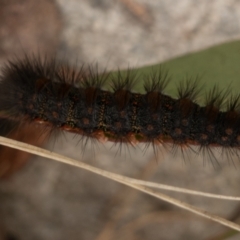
[0, 56, 239, 162]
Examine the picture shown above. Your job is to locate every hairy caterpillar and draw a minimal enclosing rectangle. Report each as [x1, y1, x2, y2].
[0, 55, 239, 165]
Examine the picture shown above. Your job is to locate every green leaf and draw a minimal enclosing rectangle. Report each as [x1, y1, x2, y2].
[111, 40, 240, 101]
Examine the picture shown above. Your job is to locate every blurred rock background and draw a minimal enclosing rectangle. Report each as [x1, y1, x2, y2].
[1, 0, 240, 239]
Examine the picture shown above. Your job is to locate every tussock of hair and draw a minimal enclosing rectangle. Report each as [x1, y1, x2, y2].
[204, 85, 231, 109]
[1, 54, 240, 167]
[143, 67, 169, 93]
[176, 75, 202, 101]
[111, 67, 138, 92]
[226, 94, 240, 111]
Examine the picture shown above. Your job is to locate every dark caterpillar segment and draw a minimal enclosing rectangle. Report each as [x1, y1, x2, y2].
[0, 57, 240, 152]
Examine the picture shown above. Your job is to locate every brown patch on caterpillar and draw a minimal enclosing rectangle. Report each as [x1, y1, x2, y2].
[114, 89, 132, 110]
[146, 91, 162, 112]
[206, 124, 215, 133]
[174, 128, 182, 136]
[200, 134, 208, 141]
[225, 128, 233, 136]
[35, 78, 50, 90]
[82, 118, 90, 125]
[85, 87, 99, 106]
[178, 98, 195, 117]
[52, 111, 59, 119]
[147, 124, 154, 131]
[1, 55, 240, 165]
